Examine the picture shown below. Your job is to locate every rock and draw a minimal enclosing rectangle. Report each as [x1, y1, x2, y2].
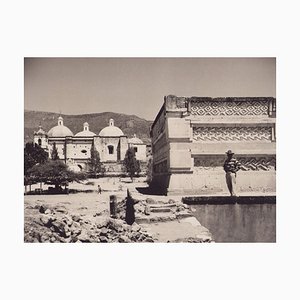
[119, 235, 130, 243]
[64, 237, 72, 243]
[51, 220, 67, 236]
[122, 224, 131, 231]
[55, 206, 68, 214]
[40, 234, 50, 242]
[95, 218, 109, 229]
[137, 234, 145, 242]
[117, 227, 124, 233]
[72, 215, 82, 223]
[65, 229, 71, 237]
[144, 205, 151, 215]
[131, 223, 141, 232]
[39, 205, 47, 213]
[70, 221, 81, 235]
[79, 206, 88, 210]
[77, 230, 92, 242]
[44, 208, 52, 214]
[50, 236, 56, 243]
[134, 203, 145, 213]
[146, 198, 156, 204]
[108, 218, 126, 230]
[62, 216, 73, 226]
[176, 205, 186, 212]
[99, 236, 108, 243]
[143, 237, 154, 243]
[40, 215, 53, 227]
[100, 227, 109, 236]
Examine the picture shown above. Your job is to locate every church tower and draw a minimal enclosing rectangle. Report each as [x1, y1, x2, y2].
[33, 125, 48, 150]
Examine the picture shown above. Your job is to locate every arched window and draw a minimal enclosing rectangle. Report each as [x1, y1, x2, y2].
[38, 138, 42, 146]
[108, 145, 114, 154]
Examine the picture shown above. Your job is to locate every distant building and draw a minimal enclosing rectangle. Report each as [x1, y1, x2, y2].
[33, 117, 147, 175]
[150, 95, 276, 195]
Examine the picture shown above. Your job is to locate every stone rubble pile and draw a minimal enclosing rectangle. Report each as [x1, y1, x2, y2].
[24, 204, 155, 243]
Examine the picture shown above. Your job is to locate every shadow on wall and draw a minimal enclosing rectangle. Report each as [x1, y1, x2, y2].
[136, 186, 167, 196]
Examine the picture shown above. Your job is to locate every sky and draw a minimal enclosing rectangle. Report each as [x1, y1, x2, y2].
[24, 58, 276, 121]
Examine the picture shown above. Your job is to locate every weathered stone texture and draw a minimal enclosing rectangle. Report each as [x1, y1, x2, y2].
[150, 95, 276, 195]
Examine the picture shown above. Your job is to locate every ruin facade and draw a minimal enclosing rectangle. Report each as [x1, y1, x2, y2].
[150, 95, 276, 195]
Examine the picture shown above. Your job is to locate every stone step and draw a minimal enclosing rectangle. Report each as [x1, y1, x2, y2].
[150, 207, 172, 213]
[136, 212, 177, 224]
[149, 203, 177, 209]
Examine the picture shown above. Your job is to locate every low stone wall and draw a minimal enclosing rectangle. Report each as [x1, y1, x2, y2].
[164, 170, 276, 195]
[183, 195, 276, 205]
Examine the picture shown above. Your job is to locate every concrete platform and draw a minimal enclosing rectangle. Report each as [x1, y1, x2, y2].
[141, 217, 213, 242]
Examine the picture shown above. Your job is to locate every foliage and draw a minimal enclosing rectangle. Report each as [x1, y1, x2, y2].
[28, 160, 87, 189]
[51, 142, 59, 160]
[89, 142, 104, 177]
[24, 142, 48, 175]
[123, 148, 141, 181]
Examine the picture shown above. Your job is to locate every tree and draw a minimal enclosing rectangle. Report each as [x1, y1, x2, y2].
[28, 160, 86, 191]
[51, 142, 59, 160]
[24, 142, 48, 192]
[24, 142, 48, 174]
[89, 142, 103, 177]
[123, 148, 141, 181]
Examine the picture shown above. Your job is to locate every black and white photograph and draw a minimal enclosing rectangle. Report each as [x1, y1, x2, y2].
[24, 58, 276, 243]
[1, 1, 299, 300]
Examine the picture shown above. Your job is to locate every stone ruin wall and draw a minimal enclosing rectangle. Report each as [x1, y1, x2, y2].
[150, 95, 276, 195]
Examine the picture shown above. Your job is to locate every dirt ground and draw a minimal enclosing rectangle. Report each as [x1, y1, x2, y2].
[24, 177, 213, 243]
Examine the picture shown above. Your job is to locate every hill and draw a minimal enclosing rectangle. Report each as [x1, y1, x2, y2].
[24, 110, 152, 144]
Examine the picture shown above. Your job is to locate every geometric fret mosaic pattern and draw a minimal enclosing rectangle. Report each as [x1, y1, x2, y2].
[190, 100, 269, 116]
[193, 126, 272, 142]
[194, 156, 276, 171]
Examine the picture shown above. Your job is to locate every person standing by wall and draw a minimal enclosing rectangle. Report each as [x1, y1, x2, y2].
[98, 184, 102, 194]
[223, 150, 241, 196]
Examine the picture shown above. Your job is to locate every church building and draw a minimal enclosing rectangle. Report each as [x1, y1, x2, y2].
[33, 117, 147, 175]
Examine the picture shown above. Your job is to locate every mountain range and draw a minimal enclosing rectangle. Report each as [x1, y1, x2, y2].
[24, 110, 152, 145]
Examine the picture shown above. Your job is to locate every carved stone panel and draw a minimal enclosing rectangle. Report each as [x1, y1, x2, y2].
[194, 156, 276, 171]
[190, 100, 269, 116]
[193, 126, 272, 142]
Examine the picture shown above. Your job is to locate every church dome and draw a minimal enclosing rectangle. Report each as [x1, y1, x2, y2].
[48, 116, 74, 137]
[75, 122, 96, 137]
[128, 134, 143, 144]
[99, 119, 124, 137]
